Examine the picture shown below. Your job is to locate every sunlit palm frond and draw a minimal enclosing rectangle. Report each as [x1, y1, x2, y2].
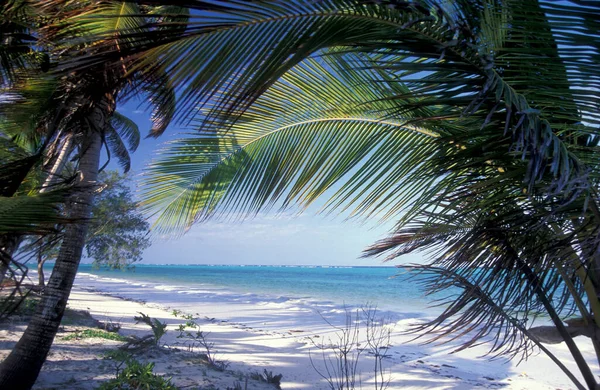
[0, 76, 58, 152]
[135, 0, 596, 227]
[0, 188, 71, 234]
[132, 69, 177, 138]
[141, 54, 439, 234]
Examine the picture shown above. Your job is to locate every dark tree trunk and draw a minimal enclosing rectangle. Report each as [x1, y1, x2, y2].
[0, 125, 103, 389]
[36, 252, 45, 288]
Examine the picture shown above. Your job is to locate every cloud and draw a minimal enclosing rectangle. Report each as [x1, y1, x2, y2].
[185, 219, 309, 241]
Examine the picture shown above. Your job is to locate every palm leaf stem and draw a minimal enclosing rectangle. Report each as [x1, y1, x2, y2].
[411, 265, 586, 390]
[246, 117, 438, 145]
[499, 232, 598, 389]
[555, 258, 600, 370]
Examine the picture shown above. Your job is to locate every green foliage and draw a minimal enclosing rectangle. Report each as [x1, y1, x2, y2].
[2, 295, 39, 318]
[86, 171, 150, 270]
[62, 329, 127, 342]
[97, 356, 178, 390]
[0, 188, 72, 234]
[103, 349, 132, 364]
[134, 312, 167, 346]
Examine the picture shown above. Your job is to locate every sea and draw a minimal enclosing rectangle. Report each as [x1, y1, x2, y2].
[71, 264, 444, 322]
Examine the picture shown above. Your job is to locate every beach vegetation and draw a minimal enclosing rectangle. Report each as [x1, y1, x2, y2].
[104, 350, 135, 376]
[0, 295, 40, 321]
[97, 355, 178, 390]
[62, 329, 127, 342]
[249, 370, 283, 389]
[175, 315, 230, 371]
[98, 318, 123, 334]
[134, 312, 168, 346]
[227, 380, 247, 390]
[126, 1, 599, 389]
[310, 306, 392, 390]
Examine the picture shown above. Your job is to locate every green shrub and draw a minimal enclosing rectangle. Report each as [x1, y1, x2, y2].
[63, 329, 127, 341]
[97, 358, 178, 390]
[134, 312, 168, 345]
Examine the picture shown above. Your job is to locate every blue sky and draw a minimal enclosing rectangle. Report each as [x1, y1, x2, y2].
[111, 101, 423, 267]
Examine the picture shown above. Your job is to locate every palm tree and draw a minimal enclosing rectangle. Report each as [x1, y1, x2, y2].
[0, 2, 185, 388]
[122, 1, 598, 389]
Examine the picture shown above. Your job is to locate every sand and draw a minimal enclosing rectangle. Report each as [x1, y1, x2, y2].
[1, 285, 597, 389]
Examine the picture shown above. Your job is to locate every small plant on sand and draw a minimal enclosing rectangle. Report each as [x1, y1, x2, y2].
[97, 353, 178, 390]
[309, 305, 393, 390]
[362, 306, 393, 390]
[62, 329, 127, 341]
[98, 317, 122, 333]
[118, 313, 168, 352]
[250, 369, 283, 389]
[227, 379, 248, 390]
[103, 350, 132, 376]
[134, 312, 168, 345]
[175, 316, 229, 371]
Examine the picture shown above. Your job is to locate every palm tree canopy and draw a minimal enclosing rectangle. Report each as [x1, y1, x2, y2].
[127, 0, 600, 370]
[95, 0, 599, 232]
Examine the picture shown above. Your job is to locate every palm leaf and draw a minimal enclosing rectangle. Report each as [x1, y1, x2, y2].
[0, 188, 72, 234]
[110, 111, 140, 152]
[141, 54, 439, 234]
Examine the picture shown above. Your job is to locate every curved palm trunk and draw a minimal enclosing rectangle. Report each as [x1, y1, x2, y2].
[41, 133, 74, 193]
[0, 126, 103, 389]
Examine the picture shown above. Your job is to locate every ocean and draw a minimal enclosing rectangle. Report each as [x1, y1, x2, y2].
[73, 264, 442, 322]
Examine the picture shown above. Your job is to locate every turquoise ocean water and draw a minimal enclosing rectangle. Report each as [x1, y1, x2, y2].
[73, 264, 441, 320]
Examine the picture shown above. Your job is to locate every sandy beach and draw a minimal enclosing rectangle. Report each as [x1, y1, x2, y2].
[1, 280, 597, 390]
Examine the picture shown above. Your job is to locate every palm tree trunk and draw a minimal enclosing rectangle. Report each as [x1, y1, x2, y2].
[36, 248, 45, 288]
[0, 126, 102, 389]
[41, 133, 73, 193]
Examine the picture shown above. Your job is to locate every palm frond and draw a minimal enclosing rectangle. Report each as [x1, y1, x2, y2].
[0, 76, 58, 153]
[0, 0, 45, 85]
[141, 54, 438, 234]
[104, 123, 131, 173]
[133, 69, 176, 138]
[124, 0, 591, 226]
[0, 188, 71, 234]
[110, 111, 140, 153]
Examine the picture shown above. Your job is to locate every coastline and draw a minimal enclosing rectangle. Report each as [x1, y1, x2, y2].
[3, 269, 597, 389]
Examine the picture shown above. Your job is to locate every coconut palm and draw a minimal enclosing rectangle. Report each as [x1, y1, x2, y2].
[122, 1, 598, 389]
[0, 2, 186, 388]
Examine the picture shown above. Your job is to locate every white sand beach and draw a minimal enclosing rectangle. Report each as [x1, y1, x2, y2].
[1, 282, 596, 390]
